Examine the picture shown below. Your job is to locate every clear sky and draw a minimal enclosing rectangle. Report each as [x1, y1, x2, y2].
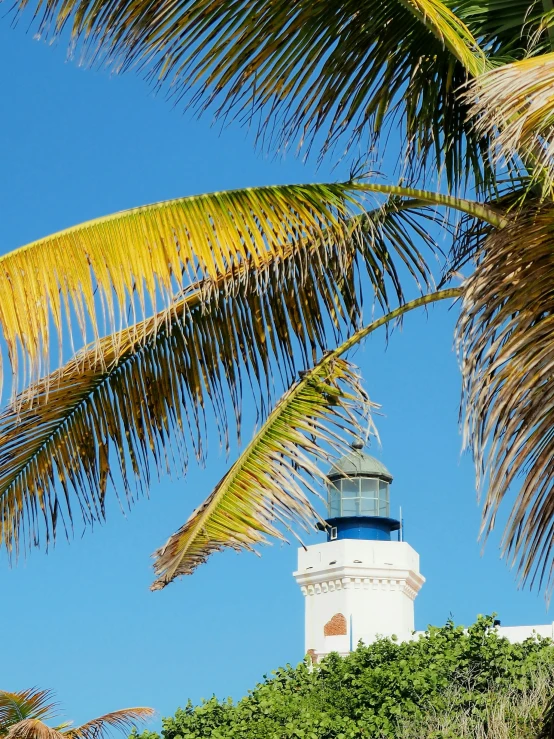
[1, 17, 551, 733]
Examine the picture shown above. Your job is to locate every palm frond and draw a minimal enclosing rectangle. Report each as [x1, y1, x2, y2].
[455, 0, 551, 58]
[64, 708, 155, 739]
[151, 357, 376, 588]
[4, 710, 152, 739]
[4, 720, 63, 739]
[152, 288, 460, 588]
[457, 204, 554, 595]
[467, 53, 554, 192]
[0, 181, 368, 397]
[0, 195, 440, 557]
[9, 0, 492, 190]
[0, 691, 58, 732]
[442, 177, 535, 283]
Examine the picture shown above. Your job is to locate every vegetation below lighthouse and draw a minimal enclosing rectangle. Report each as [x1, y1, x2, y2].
[132, 616, 554, 739]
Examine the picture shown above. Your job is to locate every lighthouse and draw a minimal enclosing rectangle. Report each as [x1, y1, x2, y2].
[293, 443, 425, 660]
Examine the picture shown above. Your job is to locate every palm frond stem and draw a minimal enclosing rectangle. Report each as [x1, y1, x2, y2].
[359, 184, 507, 227]
[152, 287, 461, 587]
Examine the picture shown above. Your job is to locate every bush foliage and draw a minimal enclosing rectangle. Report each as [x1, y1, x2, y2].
[134, 616, 554, 739]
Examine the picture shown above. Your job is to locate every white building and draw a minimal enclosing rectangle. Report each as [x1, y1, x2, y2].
[293, 443, 554, 662]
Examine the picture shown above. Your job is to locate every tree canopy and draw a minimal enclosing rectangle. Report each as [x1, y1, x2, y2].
[132, 617, 554, 739]
[5, 0, 554, 598]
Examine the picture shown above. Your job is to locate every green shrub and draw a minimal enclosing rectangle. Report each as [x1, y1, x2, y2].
[135, 616, 554, 739]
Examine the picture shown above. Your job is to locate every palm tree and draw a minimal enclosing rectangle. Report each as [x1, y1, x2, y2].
[0, 689, 153, 739]
[0, 182, 497, 567]
[2, 0, 554, 595]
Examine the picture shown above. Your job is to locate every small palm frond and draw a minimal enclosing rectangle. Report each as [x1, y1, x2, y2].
[458, 204, 554, 595]
[0, 691, 58, 732]
[64, 708, 155, 739]
[151, 357, 376, 588]
[4, 709, 152, 739]
[0, 181, 369, 397]
[152, 288, 459, 588]
[10, 0, 489, 190]
[467, 53, 554, 192]
[0, 195, 440, 556]
[4, 720, 63, 739]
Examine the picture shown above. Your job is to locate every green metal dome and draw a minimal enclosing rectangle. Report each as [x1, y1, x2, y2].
[327, 444, 393, 482]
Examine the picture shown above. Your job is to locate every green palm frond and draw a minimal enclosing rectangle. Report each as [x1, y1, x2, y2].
[152, 288, 460, 588]
[457, 204, 554, 595]
[0, 195, 443, 556]
[0, 181, 369, 397]
[151, 357, 376, 589]
[0, 691, 58, 733]
[9, 0, 552, 196]
[468, 53, 554, 192]
[10, 0, 492, 190]
[455, 0, 552, 58]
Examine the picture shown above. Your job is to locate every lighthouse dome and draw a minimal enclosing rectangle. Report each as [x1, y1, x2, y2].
[327, 449, 392, 482]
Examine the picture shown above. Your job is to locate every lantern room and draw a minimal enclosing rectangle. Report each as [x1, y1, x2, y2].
[324, 442, 401, 542]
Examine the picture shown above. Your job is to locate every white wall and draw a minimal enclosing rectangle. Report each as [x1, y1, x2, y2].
[294, 539, 425, 658]
[407, 624, 554, 643]
[294, 539, 554, 662]
[494, 624, 554, 642]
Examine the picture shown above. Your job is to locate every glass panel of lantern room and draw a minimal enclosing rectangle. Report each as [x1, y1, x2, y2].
[358, 478, 377, 515]
[341, 495, 358, 515]
[341, 478, 359, 496]
[328, 483, 341, 517]
[362, 495, 378, 516]
[360, 478, 378, 498]
[340, 478, 360, 515]
[379, 480, 390, 516]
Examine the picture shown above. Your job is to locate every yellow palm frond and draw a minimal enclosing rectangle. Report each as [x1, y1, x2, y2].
[458, 204, 554, 595]
[402, 0, 485, 76]
[151, 357, 377, 588]
[0, 181, 370, 397]
[0, 177, 502, 405]
[0, 195, 441, 555]
[152, 288, 460, 588]
[468, 53, 554, 192]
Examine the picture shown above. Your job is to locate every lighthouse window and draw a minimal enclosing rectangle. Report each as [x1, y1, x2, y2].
[341, 479, 359, 495]
[342, 496, 358, 515]
[327, 476, 391, 517]
[379, 480, 390, 516]
[361, 479, 378, 498]
[329, 483, 341, 517]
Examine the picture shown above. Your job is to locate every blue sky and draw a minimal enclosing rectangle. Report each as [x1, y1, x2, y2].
[1, 17, 551, 733]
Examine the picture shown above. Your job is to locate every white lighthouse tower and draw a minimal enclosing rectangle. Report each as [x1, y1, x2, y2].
[293, 442, 425, 661]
